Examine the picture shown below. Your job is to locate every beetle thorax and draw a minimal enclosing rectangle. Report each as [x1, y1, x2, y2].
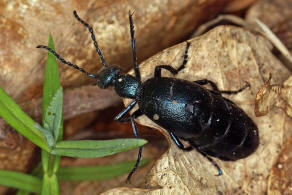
[114, 74, 141, 99]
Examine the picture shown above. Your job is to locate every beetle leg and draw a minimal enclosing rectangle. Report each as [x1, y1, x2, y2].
[126, 110, 144, 182]
[114, 100, 137, 122]
[154, 42, 191, 77]
[128, 11, 141, 81]
[218, 81, 250, 95]
[169, 132, 193, 151]
[194, 79, 220, 91]
[116, 109, 143, 122]
[196, 149, 223, 176]
[194, 79, 250, 95]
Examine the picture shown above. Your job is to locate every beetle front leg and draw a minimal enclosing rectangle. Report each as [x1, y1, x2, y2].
[114, 100, 137, 122]
[169, 132, 193, 151]
[126, 110, 144, 182]
[154, 42, 190, 77]
[115, 105, 144, 181]
[115, 109, 142, 122]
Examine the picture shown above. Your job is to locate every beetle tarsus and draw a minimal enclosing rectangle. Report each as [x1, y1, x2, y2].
[154, 42, 190, 77]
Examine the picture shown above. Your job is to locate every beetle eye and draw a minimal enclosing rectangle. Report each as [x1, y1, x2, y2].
[96, 66, 121, 88]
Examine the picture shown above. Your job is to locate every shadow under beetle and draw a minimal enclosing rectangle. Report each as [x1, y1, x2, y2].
[37, 10, 259, 181]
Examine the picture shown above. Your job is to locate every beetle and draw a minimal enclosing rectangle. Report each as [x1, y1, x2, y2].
[37, 10, 259, 181]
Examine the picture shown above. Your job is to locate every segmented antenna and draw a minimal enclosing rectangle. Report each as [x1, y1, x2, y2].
[36, 45, 96, 78]
[73, 10, 108, 67]
[129, 11, 141, 81]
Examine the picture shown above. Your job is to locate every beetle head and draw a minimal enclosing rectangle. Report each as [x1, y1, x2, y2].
[96, 65, 121, 88]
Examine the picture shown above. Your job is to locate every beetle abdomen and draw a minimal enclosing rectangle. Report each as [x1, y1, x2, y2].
[137, 77, 259, 161]
[190, 98, 259, 161]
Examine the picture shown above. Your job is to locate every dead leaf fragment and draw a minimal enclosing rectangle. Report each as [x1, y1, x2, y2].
[268, 136, 292, 195]
[224, 0, 257, 12]
[255, 75, 292, 118]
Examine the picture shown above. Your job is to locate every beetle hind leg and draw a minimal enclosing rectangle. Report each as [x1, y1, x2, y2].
[194, 79, 250, 95]
[196, 149, 223, 176]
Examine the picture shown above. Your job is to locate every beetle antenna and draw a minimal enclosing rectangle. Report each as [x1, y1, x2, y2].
[73, 10, 108, 68]
[36, 45, 96, 78]
[129, 11, 141, 81]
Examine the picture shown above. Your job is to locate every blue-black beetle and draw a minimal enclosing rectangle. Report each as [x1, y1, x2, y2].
[37, 10, 259, 181]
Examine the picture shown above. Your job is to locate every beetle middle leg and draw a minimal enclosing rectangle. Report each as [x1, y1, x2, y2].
[154, 42, 191, 77]
[194, 79, 250, 95]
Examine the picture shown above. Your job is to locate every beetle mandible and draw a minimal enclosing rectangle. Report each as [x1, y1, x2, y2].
[37, 10, 259, 181]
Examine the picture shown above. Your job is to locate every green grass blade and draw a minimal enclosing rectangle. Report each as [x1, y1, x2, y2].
[57, 159, 149, 181]
[42, 174, 59, 195]
[0, 88, 48, 151]
[16, 190, 30, 195]
[41, 34, 63, 176]
[42, 34, 63, 142]
[52, 139, 147, 158]
[0, 170, 42, 193]
[42, 34, 61, 123]
[43, 87, 63, 145]
[34, 123, 55, 147]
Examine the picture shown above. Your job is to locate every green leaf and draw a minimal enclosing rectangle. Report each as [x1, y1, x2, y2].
[0, 170, 42, 193]
[41, 34, 62, 177]
[34, 123, 55, 147]
[16, 190, 30, 195]
[42, 34, 63, 142]
[57, 159, 149, 181]
[44, 87, 63, 144]
[52, 139, 147, 158]
[0, 88, 49, 151]
[42, 34, 60, 121]
[42, 174, 59, 195]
